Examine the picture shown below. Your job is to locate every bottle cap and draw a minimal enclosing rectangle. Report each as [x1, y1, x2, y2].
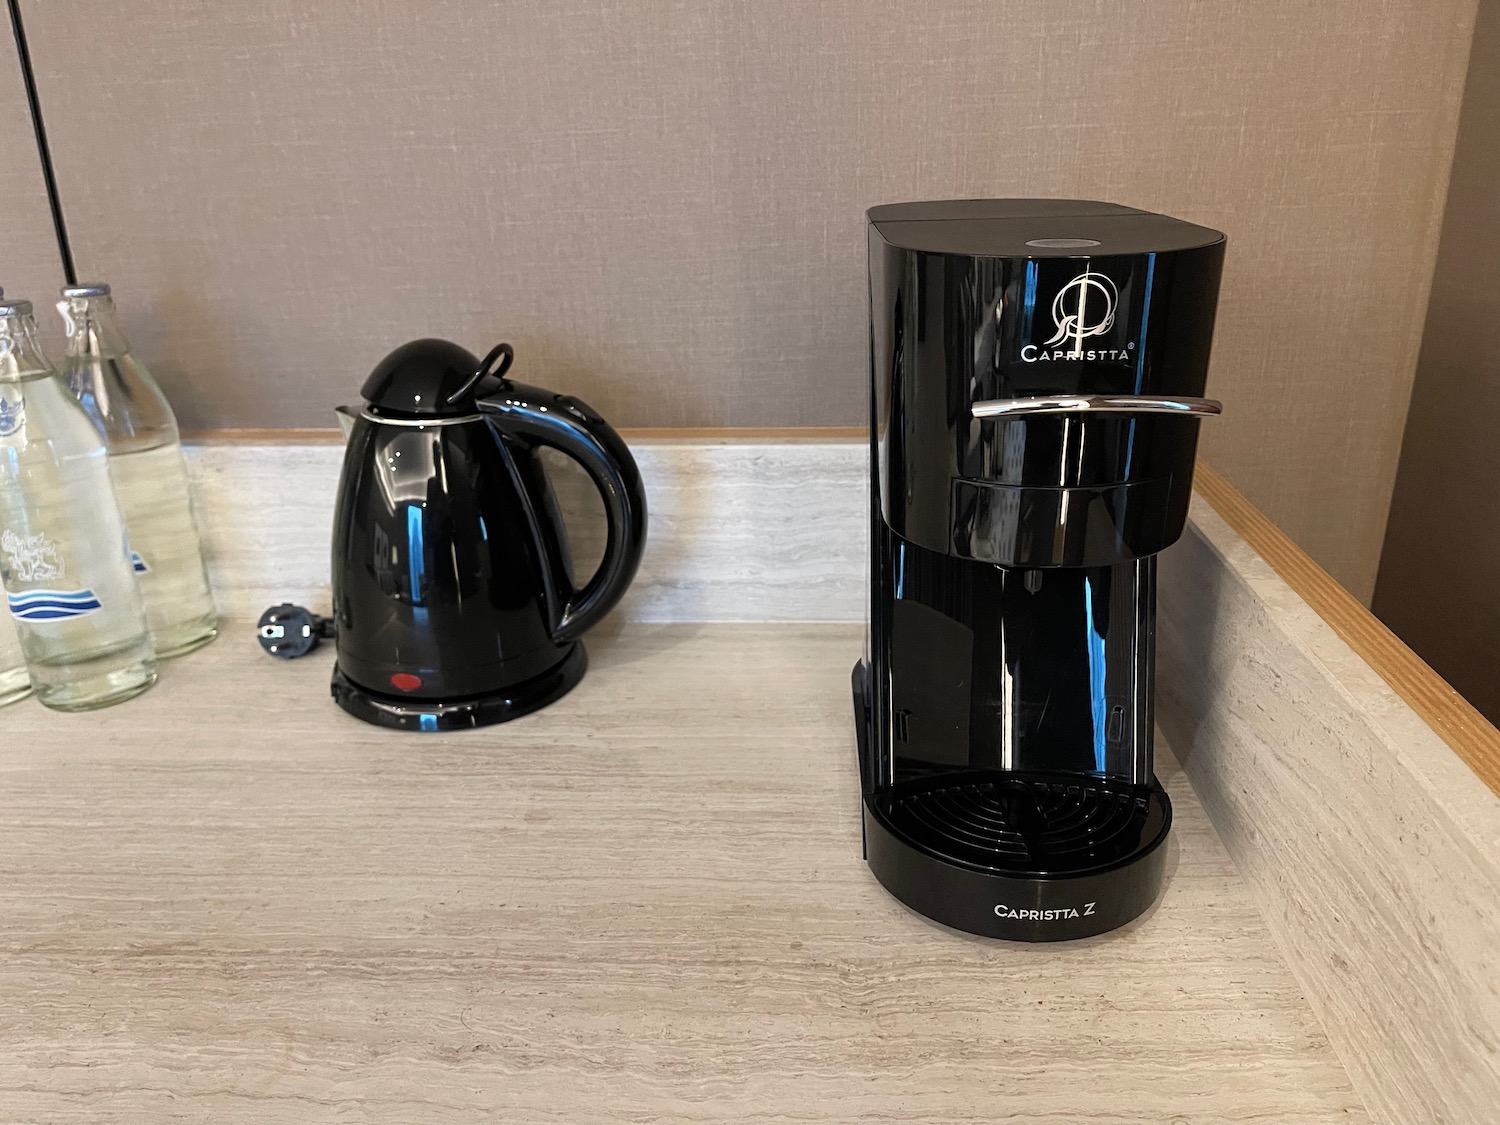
[61, 283, 110, 299]
[0, 299, 34, 317]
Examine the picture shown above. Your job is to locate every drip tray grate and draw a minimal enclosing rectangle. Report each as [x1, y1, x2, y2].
[871, 770, 1168, 877]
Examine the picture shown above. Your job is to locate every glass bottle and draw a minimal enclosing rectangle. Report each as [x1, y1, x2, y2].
[0, 286, 26, 708]
[0, 604, 29, 707]
[0, 287, 30, 709]
[0, 297, 156, 710]
[58, 283, 217, 657]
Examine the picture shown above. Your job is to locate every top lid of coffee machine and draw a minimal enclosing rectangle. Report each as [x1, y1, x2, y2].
[868, 199, 1224, 258]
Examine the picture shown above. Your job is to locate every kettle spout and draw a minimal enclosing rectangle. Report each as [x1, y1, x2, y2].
[335, 405, 358, 440]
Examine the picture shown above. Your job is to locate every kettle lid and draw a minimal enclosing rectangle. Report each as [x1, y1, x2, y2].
[361, 338, 485, 418]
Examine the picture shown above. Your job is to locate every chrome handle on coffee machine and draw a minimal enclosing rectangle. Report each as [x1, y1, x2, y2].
[971, 394, 1223, 419]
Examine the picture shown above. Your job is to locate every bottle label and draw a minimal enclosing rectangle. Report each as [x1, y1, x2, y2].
[130, 550, 149, 574]
[0, 394, 22, 438]
[0, 527, 103, 621]
[1, 528, 63, 581]
[7, 588, 103, 621]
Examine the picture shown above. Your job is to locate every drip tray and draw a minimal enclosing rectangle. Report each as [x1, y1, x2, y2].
[863, 770, 1172, 941]
[874, 770, 1167, 877]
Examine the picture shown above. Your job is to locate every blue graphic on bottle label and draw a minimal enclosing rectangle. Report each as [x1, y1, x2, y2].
[130, 550, 149, 573]
[8, 588, 104, 622]
[0, 395, 22, 438]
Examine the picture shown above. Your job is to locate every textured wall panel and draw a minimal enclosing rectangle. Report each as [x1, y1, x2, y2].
[21, 0, 1479, 597]
[180, 438, 869, 624]
[0, 19, 66, 351]
[1374, 0, 1500, 719]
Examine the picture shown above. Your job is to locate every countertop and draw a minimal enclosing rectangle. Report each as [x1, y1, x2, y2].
[0, 622, 1366, 1123]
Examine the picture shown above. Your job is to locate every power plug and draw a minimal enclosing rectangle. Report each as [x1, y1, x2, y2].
[257, 603, 335, 659]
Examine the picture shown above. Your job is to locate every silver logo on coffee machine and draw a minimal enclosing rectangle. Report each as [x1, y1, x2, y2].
[1021, 270, 1133, 362]
[1043, 271, 1117, 346]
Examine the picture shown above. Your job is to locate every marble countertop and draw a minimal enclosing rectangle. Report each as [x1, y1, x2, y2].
[0, 621, 1366, 1123]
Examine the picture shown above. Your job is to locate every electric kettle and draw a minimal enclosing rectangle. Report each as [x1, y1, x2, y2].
[330, 338, 646, 731]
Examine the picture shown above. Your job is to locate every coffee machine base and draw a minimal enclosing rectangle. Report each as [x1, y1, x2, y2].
[330, 643, 587, 732]
[855, 664, 1172, 941]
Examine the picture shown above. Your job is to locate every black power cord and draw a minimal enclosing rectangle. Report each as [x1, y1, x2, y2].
[6, 0, 76, 285]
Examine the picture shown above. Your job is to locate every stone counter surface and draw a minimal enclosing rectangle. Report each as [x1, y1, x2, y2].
[0, 621, 1365, 1124]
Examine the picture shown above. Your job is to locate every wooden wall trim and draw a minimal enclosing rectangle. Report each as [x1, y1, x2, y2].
[1194, 461, 1500, 798]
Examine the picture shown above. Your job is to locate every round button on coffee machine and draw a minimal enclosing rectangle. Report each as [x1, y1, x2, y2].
[1025, 237, 1102, 248]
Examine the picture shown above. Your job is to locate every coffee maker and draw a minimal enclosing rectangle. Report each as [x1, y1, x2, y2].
[853, 200, 1225, 940]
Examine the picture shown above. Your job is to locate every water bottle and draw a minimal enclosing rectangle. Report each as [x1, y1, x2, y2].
[0, 297, 156, 709]
[0, 607, 29, 707]
[0, 287, 32, 709]
[0, 285, 28, 709]
[58, 283, 218, 657]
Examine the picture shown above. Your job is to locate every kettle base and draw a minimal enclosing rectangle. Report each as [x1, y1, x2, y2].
[331, 644, 587, 732]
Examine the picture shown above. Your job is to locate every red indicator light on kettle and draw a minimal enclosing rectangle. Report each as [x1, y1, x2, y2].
[390, 673, 423, 692]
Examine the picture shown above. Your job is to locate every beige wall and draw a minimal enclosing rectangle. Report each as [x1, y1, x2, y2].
[0, 25, 67, 354]
[6, 1, 1482, 597]
[1375, 0, 1500, 721]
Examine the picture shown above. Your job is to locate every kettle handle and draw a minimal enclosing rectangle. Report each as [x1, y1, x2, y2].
[477, 379, 647, 644]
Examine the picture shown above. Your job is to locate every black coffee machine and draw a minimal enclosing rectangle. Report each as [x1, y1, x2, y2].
[853, 199, 1225, 940]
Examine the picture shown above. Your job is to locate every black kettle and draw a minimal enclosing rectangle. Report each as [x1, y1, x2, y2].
[330, 339, 646, 731]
